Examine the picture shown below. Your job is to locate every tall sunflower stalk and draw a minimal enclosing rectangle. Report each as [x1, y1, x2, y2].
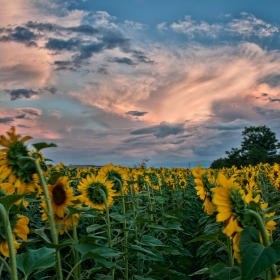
[0, 204, 18, 280]
[23, 157, 63, 280]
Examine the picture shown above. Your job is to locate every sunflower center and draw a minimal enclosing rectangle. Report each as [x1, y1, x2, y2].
[52, 183, 67, 205]
[87, 182, 108, 204]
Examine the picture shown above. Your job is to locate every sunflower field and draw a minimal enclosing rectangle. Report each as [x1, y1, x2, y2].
[0, 127, 280, 280]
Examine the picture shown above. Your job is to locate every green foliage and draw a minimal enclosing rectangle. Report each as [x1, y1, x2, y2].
[211, 125, 280, 168]
[16, 247, 56, 279]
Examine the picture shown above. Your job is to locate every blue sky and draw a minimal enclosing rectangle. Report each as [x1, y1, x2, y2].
[1, 0, 280, 168]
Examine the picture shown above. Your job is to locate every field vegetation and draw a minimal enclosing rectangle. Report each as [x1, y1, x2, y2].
[0, 127, 280, 280]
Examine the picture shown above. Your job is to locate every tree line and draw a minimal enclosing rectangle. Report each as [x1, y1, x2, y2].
[210, 125, 280, 169]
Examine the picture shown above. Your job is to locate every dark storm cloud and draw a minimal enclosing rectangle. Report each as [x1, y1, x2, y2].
[0, 117, 14, 123]
[130, 122, 185, 138]
[26, 21, 99, 35]
[109, 57, 136, 65]
[126, 111, 148, 116]
[130, 126, 158, 135]
[53, 60, 79, 71]
[132, 51, 155, 64]
[5, 89, 39, 101]
[253, 106, 280, 118]
[97, 67, 109, 74]
[269, 97, 280, 102]
[0, 26, 38, 44]
[74, 42, 105, 60]
[44, 86, 58, 94]
[15, 114, 26, 119]
[25, 21, 58, 32]
[154, 122, 185, 138]
[17, 124, 30, 128]
[45, 38, 81, 51]
[68, 25, 99, 35]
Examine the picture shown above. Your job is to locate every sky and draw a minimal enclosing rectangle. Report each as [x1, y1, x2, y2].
[1, 0, 280, 168]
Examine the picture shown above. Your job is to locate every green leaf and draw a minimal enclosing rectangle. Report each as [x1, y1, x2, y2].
[188, 231, 222, 243]
[270, 240, 280, 261]
[211, 263, 241, 280]
[210, 262, 226, 275]
[16, 247, 56, 278]
[239, 226, 260, 252]
[139, 248, 164, 261]
[66, 206, 98, 215]
[163, 222, 183, 231]
[95, 258, 123, 270]
[130, 244, 156, 256]
[109, 212, 126, 222]
[140, 235, 165, 246]
[47, 172, 63, 185]
[32, 142, 57, 151]
[189, 267, 210, 276]
[241, 243, 276, 280]
[74, 244, 121, 260]
[86, 224, 106, 233]
[0, 193, 27, 211]
[134, 275, 156, 280]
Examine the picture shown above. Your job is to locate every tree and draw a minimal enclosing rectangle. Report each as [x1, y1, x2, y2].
[210, 157, 230, 169]
[210, 125, 279, 168]
[240, 126, 278, 165]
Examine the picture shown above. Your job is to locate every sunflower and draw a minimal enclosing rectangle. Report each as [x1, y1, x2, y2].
[212, 172, 247, 263]
[0, 235, 20, 257]
[14, 214, 30, 241]
[77, 174, 114, 211]
[0, 127, 34, 186]
[191, 164, 215, 215]
[145, 171, 161, 190]
[41, 176, 76, 221]
[54, 213, 79, 235]
[98, 163, 128, 195]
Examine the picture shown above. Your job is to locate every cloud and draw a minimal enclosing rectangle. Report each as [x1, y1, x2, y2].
[17, 124, 30, 128]
[44, 86, 58, 94]
[156, 22, 168, 31]
[0, 26, 39, 46]
[170, 16, 222, 38]
[253, 106, 280, 119]
[167, 12, 279, 38]
[108, 57, 136, 65]
[126, 111, 148, 116]
[123, 20, 148, 31]
[226, 12, 279, 37]
[5, 88, 40, 101]
[15, 114, 26, 119]
[45, 38, 81, 51]
[130, 121, 185, 138]
[0, 117, 14, 123]
[207, 119, 248, 130]
[15, 108, 42, 117]
[48, 110, 62, 118]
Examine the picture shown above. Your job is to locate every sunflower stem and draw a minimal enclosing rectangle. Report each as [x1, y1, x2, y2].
[0, 256, 12, 276]
[246, 210, 278, 279]
[115, 178, 129, 280]
[71, 214, 79, 279]
[0, 204, 18, 280]
[145, 182, 154, 224]
[227, 236, 234, 267]
[101, 190, 114, 278]
[20, 156, 63, 280]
